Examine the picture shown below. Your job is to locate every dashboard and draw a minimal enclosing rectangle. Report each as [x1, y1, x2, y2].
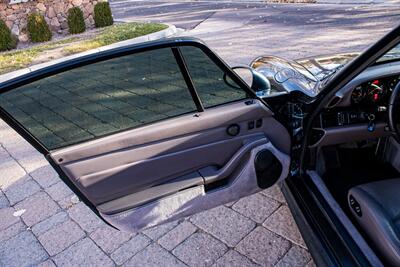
[319, 74, 400, 128]
[310, 72, 400, 147]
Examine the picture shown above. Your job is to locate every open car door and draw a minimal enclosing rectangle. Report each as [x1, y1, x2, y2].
[0, 38, 291, 232]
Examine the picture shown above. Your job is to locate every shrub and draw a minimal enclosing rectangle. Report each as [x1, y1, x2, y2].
[94, 2, 113, 28]
[27, 13, 52, 42]
[67, 7, 86, 34]
[0, 19, 17, 52]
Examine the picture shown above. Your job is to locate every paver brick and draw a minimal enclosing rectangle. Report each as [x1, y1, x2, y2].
[236, 226, 291, 266]
[173, 232, 228, 267]
[4, 178, 41, 205]
[37, 259, 56, 267]
[261, 185, 286, 203]
[45, 181, 74, 202]
[32, 211, 69, 236]
[14, 191, 60, 226]
[38, 220, 85, 256]
[2, 137, 39, 161]
[190, 206, 255, 247]
[58, 194, 80, 209]
[111, 234, 151, 265]
[67, 202, 104, 232]
[0, 207, 20, 231]
[263, 205, 306, 248]
[0, 221, 25, 242]
[124, 243, 186, 267]
[233, 193, 280, 223]
[30, 165, 60, 188]
[0, 145, 10, 163]
[53, 238, 114, 267]
[0, 231, 48, 267]
[275, 245, 312, 267]
[0, 189, 10, 208]
[90, 225, 132, 254]
[158, 220, 197, 251]
[142, 220, 179, 240]
[306, 260, 317, 267]
[214, 250, 260, 267]
[0, 158, 27, 190]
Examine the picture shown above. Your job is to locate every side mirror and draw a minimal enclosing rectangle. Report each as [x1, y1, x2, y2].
[231, 66, 271, 98]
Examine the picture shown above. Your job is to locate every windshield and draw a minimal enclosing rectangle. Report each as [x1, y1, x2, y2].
[377, 43, 400, 63]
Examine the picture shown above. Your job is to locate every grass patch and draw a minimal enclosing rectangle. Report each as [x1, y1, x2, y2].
[0, 37, 79, 74]
[0, 22, 167, 75]
[63, 22, 167, 54]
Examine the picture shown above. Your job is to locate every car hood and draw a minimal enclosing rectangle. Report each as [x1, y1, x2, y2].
[251, 53, 359, 97]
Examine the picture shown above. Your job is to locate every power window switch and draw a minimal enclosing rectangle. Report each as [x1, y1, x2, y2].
[248, 121, 255, 130]
[256, 119, 263, 128]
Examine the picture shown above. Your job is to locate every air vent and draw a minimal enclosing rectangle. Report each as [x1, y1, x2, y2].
[327, 95, 342, 108]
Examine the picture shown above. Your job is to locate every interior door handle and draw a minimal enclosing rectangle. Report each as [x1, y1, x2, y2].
[199, 137, 268, 184]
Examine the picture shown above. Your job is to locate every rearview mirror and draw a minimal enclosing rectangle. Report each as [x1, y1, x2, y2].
[231, 66, 271, 98]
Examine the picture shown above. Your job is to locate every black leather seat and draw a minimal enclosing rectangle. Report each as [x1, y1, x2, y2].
[348, 179, 400, 266]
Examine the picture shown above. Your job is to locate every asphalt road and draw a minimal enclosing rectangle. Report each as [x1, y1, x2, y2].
[110, 0, 400, 65]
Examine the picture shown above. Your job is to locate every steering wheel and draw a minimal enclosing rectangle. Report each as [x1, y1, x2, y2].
[388, 81, 400, 142]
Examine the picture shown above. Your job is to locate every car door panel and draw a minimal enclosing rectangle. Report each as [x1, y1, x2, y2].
[101, 141, 289, 232]
[0, 38, 291, 232]
[51, 99, 289, 206]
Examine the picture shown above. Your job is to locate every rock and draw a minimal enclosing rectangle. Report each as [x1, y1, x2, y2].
[84, 3, 94, 16]
[54, 2, 64, 14]
[18, 33, 29, 42]
[61, 21, 68, 30]
[47, 7, 56, 18]
[84, 15, 94, 27]
[36, 3, 46, 12]
[72, 0, 83, 6]
[17, 12, 25, 19]
[19, 19, 27, 30]
[50, 17, 61, 29]
[6, 14, 17, 21]
[6, 8, 14, 16]
[11, 23, 20, 36]
[5, 20, 13, 29]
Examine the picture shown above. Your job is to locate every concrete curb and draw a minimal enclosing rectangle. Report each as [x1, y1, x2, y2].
[0, 24, 177, 83]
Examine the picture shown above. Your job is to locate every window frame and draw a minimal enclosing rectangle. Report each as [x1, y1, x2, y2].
[0, 38, 258, 155]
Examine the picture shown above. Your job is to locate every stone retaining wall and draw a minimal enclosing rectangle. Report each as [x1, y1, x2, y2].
[0, 0, 99, 42]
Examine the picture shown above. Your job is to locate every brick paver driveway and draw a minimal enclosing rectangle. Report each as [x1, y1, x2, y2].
[1, 1, 400, 266]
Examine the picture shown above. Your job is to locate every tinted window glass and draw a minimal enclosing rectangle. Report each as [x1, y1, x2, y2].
[377, 43, 400, 63]
[181, 46, 246, 107]
[0, 48, 196, 150]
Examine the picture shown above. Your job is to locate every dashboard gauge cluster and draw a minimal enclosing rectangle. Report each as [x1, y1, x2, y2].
[351, 75, 400, 105]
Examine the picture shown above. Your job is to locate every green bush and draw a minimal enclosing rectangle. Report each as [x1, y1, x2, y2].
[0, 19, 17, 52]
[94, 2, 113, 28]
[27, 13, 52, 43]
[67, 7, 86, 34]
